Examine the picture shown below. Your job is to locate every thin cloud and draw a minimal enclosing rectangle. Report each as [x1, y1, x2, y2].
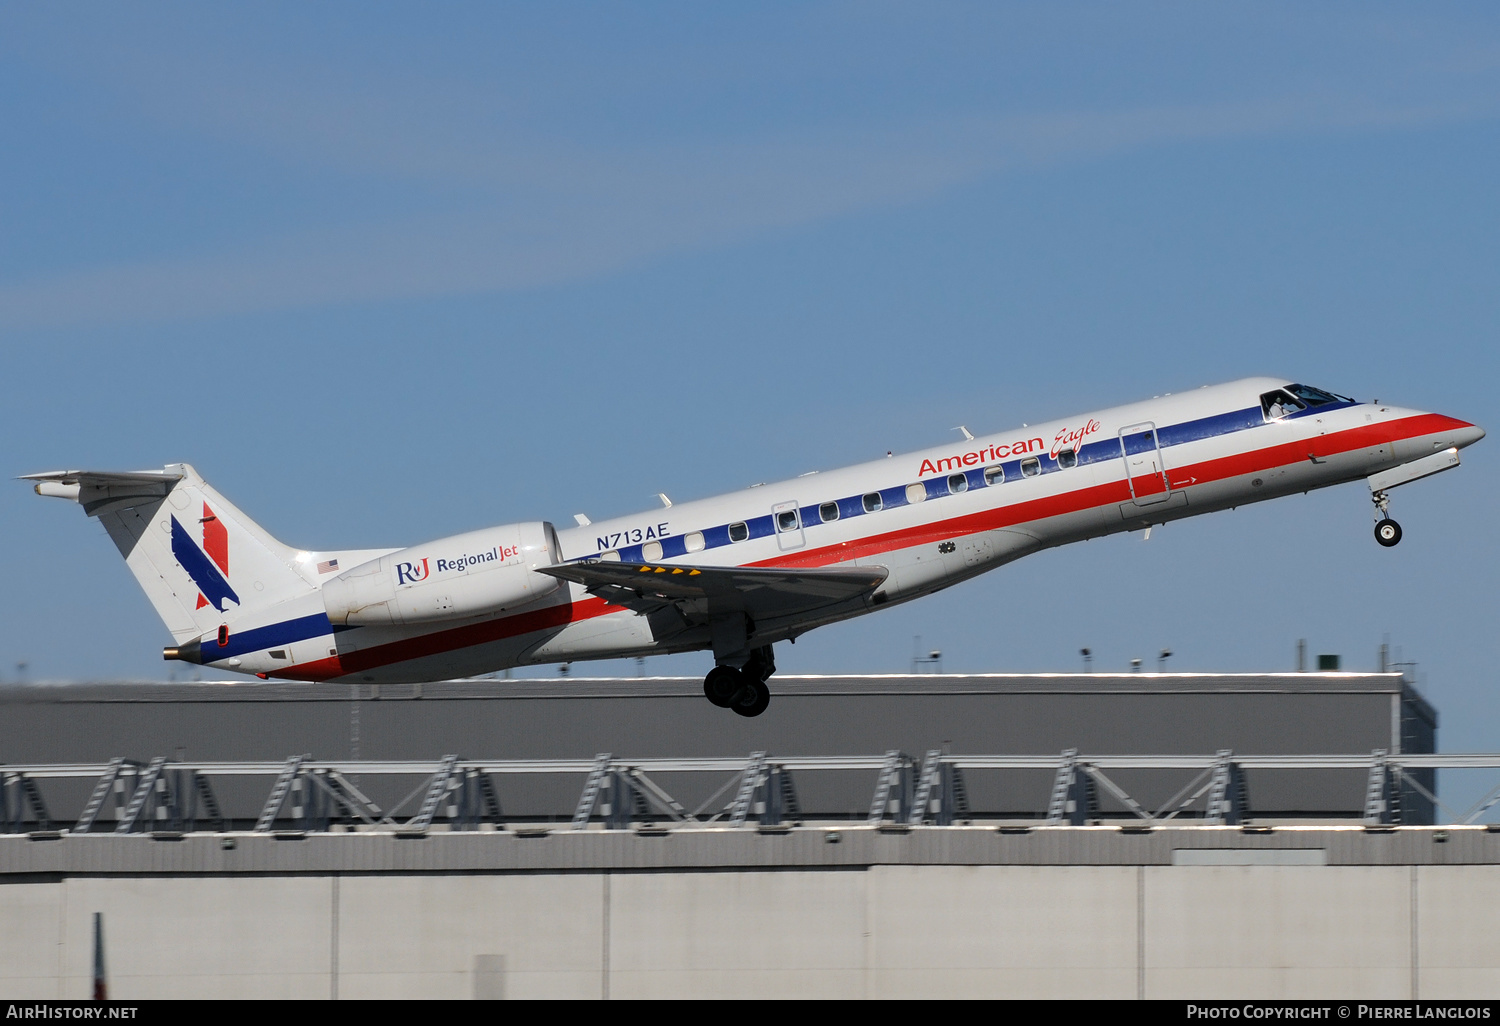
[0, 90, 1493, 329]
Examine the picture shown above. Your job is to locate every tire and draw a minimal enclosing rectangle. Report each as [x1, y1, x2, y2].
[732, 680, 771, 718]
[1374, 519, 1402, 547]
[703, 665, 742, 707]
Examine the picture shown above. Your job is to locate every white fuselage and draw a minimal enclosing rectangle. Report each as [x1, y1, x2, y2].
[197, 377, 1481, 683]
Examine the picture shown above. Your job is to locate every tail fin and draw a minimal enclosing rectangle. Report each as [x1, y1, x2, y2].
[25, 464, 314, 643]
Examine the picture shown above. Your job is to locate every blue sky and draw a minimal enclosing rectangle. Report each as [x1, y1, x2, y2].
[3, 5, 1499, 753]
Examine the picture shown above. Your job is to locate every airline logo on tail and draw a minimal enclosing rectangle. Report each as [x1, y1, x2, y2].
[169, 502, 240, 613]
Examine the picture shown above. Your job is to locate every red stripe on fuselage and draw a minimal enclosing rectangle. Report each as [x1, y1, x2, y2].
[279, 411, 1468, 680]
[280, 595, 620, 682]
[749, 412, 1470, 569]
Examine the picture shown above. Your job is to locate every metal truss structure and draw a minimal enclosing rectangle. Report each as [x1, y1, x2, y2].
[2, 749, 1496, 835]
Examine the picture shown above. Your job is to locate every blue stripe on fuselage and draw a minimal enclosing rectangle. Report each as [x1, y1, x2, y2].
[220, 399, 1361, 669]
[198, 612, 333, 662]
[596, 401, 1353, 564]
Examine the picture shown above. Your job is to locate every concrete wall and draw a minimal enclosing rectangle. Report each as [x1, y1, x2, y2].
[6, 864, 1500, 999]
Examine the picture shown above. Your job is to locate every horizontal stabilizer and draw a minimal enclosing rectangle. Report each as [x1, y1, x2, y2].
[24, 469, 186, 484]
[537, 560, 888, 624]
[22, 468, 186, 517]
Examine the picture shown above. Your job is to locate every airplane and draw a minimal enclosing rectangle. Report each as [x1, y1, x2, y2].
[24, 377, 1484, 717]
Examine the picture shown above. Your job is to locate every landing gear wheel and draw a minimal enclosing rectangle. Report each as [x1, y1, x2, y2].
[703, 665, 742, 708]
[1375, 518, 1403, 547]
[731, 679, 771, 718]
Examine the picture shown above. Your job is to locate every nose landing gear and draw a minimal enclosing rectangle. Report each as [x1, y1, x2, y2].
[702, 645, 774, 717]
[1372, 490, 1402, 548]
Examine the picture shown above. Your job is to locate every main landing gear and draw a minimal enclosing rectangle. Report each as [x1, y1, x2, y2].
[703, 645, 774, 717]
[1372, 489, 1402, 548]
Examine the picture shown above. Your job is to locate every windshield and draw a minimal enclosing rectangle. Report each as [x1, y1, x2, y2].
[1286, 383, 1355, 406]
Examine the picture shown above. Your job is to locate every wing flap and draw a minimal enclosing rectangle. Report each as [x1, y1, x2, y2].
[537, 560, 888, 623]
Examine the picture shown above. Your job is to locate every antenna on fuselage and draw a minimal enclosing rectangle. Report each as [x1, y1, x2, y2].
[656, 493, 672, 508]
[953, 426, 974, 441]
[573, 513, 591, 526]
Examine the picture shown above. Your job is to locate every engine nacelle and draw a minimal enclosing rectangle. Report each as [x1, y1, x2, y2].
[322, 522, 562, 626]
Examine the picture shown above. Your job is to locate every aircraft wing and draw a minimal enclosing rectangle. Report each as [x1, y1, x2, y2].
[536, 560, 889, 625]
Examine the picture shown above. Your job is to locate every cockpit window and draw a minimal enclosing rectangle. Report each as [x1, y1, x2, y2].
[1261, 390, 1307, 420]
[1286, 383, 1354, 406]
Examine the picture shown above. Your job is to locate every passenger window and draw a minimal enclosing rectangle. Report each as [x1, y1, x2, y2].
[777, 510, 800, 532]
[599, 550, 621, 562]
[642, 541, 663, 561]
[948, 473, 968, 494]
[729, 522, 749, 543]
[862, 492, 883, 513]
[819, 501, 839, 523]
[684, 532, 706, 553]
[1020, 457, 1040, 478]
[1260, 390, 1307, 421]
[905, 483, 927, 504]
[1057, 448, 1077, 469]
[983, 465, 1005, 486]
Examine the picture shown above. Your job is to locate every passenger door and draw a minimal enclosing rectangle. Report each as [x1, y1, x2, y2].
[772, 500, 806, 551]
[1118, 422, 1170, 506]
